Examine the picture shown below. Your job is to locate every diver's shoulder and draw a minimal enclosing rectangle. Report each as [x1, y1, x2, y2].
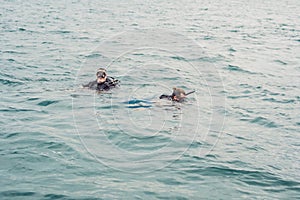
[83, 80, 97, 89]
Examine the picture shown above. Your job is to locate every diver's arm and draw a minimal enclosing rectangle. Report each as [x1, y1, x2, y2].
[107, 76, 120, 86]
[159, 94, 172, 100]
[83, 80, 97, 89]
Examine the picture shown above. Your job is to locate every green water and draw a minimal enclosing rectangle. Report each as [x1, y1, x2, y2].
[0, 0, 299, 199]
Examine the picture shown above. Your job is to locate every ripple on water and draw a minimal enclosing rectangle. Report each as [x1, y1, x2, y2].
[225, 64, 257, 74]
[274, 59, 287, 65]
[0, 191, 36, 198]
[37, 100, 59, 107]
[0, 78, 23, 86]
[249, 116, 279, 128]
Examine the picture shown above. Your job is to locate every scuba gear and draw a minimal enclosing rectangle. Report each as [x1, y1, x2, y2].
[160, 87, 195, 102]
[83, 68, 119, 91]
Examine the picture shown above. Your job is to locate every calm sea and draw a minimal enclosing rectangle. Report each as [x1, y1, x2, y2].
[1, 0, 299, 199]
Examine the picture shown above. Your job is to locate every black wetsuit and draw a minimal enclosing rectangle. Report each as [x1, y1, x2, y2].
[159, 90, 195, 102]
[83, 76, 119, 91]
[159, 94, 173, 100]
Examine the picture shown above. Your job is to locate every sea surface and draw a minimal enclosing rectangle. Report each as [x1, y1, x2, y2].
[1, 0, 299, 199]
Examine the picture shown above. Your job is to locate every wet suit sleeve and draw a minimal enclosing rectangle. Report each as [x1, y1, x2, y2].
[83, 80, 97, 89]
[106, 77, 119, 87]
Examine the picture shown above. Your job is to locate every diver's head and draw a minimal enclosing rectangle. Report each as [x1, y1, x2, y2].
[171, 87, 186, 102]
[96, 68, 107, 84]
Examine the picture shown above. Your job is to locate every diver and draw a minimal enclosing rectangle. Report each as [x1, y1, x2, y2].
[83, 68, 119, 91]
[160, 87, 195, 102]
